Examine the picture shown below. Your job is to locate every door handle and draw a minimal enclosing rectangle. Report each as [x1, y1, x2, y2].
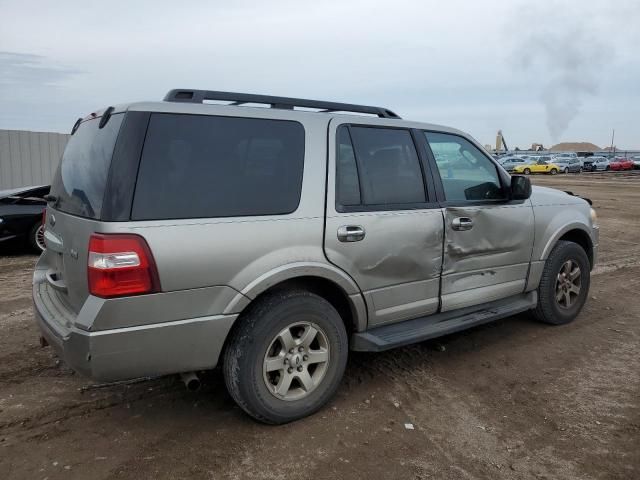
[452, 217, 474, 231]
[337, 225, 366, 242]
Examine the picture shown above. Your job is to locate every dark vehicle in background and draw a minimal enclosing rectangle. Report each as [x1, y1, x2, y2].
[609, 157, 634, 171]
[0, 185, 49, 252]
[632, 156, 640, 170]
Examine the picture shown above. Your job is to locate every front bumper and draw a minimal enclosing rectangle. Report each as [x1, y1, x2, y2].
[33, 277, 238, 382]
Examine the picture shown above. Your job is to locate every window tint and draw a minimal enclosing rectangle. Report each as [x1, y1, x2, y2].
[132, 114, 305, 220]
[336, 126, 360, 206]
[50, 114, 124, 219]
[425, 131, 505, 202]
[346, 127, 426, 205]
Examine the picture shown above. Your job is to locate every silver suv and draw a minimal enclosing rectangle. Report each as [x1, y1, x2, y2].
[34, 89, 599, 424]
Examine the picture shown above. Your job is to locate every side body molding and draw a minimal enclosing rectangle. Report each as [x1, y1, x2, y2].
[223, 262, 368, 331]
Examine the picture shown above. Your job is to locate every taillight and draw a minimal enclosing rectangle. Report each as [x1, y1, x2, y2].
[88, 233, 160, 298]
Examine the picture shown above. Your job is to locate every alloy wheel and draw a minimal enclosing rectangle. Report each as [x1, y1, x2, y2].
[555, 259, 581, 308]
[35, 225, 46, 251]
[263, 322, 330, 401]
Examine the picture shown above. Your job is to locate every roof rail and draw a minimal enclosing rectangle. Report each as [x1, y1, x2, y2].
[163, 89, 401, 119]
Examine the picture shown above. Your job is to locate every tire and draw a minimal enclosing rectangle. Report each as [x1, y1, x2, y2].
[550, 168, 558, 175]
[532, 240, 590, 325]
[223, 289, 348, 424]
[563, 167, 569, 174]
[605, 166, 610, 171]
[579, 167, 583, 173]
[523, 168, 531, 175]
[28, 222, 46, 253]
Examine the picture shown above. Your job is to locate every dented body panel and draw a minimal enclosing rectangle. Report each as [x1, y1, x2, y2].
[440, 202, 534, 311]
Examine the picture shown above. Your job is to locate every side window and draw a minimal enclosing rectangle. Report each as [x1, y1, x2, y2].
[347, 126, 426, 205]
[132, 114, 305, 220]
[425, 131, 505, 202]
[336, 126, 361, 206]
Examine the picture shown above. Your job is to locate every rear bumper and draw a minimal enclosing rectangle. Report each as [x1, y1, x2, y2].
[33, 274, 237, 382]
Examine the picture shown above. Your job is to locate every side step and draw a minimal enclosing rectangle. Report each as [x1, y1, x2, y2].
[351, 292, 537, 352]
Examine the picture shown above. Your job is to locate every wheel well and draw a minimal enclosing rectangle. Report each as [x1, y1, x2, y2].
[558, 229, 593, 267]
[256, 276, 357, 334]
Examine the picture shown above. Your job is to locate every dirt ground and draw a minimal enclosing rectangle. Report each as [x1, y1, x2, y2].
[1, 172, 639, 480]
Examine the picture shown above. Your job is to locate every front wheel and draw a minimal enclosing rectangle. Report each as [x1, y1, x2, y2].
[563, 167, 569, 174]
[223, 290, 348, 424]
[605, 165, 610, 171]
[532, 241, 590, 325]
[523, 168, 531, 175]
[550, 168, 558, 175]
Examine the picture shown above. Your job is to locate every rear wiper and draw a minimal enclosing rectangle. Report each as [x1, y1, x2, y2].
[43, 194, 58, 204]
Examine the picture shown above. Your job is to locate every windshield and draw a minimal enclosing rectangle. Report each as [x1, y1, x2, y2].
[50, 114, 124, 219]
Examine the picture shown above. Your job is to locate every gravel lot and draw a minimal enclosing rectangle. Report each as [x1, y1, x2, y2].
[1, 172, 639, 480]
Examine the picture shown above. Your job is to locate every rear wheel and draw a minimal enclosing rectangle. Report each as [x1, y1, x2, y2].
[532, 241, 590, 325]
[550, 168, 558, 175]
[28, 222, 46, 252]
[523, 168, 531, 175]
[223, 289, 348, 424]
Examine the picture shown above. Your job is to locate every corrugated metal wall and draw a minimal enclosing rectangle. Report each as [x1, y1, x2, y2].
[0, 129, 69, 190]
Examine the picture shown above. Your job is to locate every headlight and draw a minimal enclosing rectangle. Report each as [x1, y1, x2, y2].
[590, 208, 598, 226]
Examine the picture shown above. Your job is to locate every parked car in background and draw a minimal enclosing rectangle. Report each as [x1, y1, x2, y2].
[553, 157, 582, 174]
[0, 185, 49, 252]
[513, 157, 560, 175]
[500, 157, 529, 172]
[609, 157, 634, 171]
[583, 157, 609, 172]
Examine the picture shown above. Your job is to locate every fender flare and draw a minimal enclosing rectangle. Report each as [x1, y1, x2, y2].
[223, 262, 368, 331]
[539, 222, 593, 261]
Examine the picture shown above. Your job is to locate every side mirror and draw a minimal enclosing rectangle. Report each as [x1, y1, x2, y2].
[510, 175, 531, 200]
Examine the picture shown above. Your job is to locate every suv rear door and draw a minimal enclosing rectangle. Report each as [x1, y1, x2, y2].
[324, 120, 444, 327]
[421, 131, 534, 311]
[42, 112, 128, 313]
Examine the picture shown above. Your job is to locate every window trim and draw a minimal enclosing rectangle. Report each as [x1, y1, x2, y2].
[130, 112, 306, 221]
[334, 123, 439, 213]
[420, 129, 516, 207]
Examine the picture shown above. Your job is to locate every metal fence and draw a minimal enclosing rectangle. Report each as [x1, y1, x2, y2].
[0, 129, 69, 190]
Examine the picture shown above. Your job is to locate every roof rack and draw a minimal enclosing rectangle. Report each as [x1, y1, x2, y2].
[163, 89, 401, 119]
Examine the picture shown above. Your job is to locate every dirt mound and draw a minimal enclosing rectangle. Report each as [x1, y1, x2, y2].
[550, 142, 601, 152]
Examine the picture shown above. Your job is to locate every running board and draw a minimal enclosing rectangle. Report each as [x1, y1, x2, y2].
[351, 292, 537, 352]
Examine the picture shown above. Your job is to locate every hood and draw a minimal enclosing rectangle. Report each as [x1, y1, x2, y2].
[530, 185, 591, 206]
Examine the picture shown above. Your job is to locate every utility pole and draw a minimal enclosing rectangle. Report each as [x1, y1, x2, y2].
[610, 129, 615, 156]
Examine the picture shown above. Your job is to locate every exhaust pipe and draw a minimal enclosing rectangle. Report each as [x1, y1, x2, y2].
[180, 372, 201, 392]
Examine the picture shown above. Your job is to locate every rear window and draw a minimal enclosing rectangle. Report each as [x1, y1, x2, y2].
[131, 114, 305, 220]
[50, 114, 124, 219]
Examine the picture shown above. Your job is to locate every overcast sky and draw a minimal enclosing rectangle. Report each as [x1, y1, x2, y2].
[1, 0, 638, 149]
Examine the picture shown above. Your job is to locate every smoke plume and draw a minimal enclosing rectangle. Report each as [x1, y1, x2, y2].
[511, 2, 608, 142]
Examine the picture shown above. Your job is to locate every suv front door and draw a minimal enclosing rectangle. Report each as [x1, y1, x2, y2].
[422, 131, 534, 311]
[324, 121, 444, 327]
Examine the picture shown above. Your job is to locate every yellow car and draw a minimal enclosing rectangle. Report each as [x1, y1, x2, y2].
[513, 158, 560, 175]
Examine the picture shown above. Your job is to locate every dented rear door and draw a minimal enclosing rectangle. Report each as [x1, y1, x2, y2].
[324, 121, 444, 328]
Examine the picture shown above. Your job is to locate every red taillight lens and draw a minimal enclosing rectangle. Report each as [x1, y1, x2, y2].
[88, 234, 160, 298]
